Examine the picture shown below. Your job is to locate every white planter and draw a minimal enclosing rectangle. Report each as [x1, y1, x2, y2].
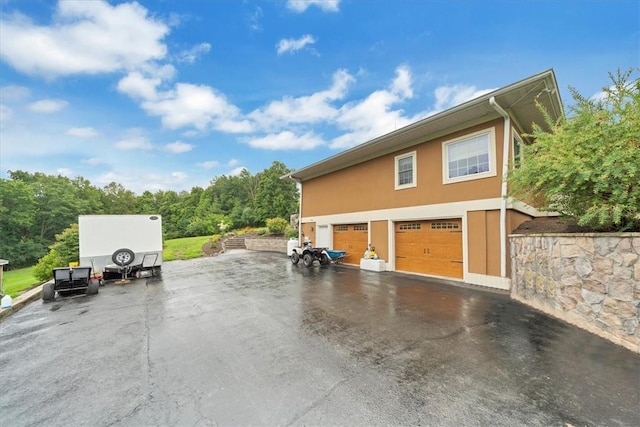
[360, 259, 386, 272]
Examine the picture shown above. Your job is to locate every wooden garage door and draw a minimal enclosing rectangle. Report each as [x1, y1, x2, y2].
[395, 220, 463, 279]
[333, 224, 368, 265]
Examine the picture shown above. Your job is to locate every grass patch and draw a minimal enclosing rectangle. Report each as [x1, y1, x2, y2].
[3, 267, 40, 298]
[1, 235, 215, 298]
[163, 235, 215, 261]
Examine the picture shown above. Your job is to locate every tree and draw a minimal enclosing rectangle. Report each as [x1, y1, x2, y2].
[101, 182, 138, 214]
[255, 161, 299, 223]
[508, 69, 640, 231]
[0, 179, 45, 267]
[33, 224, 79, 281]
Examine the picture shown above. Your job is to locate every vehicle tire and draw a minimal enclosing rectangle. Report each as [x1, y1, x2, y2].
[42, 282, 55, 301]
[290, 252, 300, 265]
[320, 254, 330, 266]
[303, 253, 314, 267]
[86, 279, 99, 295]
[112, 248, 135, 266]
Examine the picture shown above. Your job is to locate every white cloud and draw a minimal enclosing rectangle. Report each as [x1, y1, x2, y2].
[249, 68, 353, 130]
[391, 65, 413, 98]
[171, 171, 187, 181]
[29, 99, 68, 113]
[67, 127, 98, 137]
[177, 43, 211, 63]
[227, 167, 247, 176]
[245, 130, 325, 150]
[330, 66, 415, 149]
[165, 140, 194, 153]
[198, 160, 220, 169]
[117, 71, 162, 101]
[140, 82, 249, 132]
[0, 0, 169, 77]
[277, 34, 316, 55]
[228, 158, 240, 167]
[0, 85, 30, 101]
[115, 130, 154, 150]
[57, 168, 73, 177]
[434, 84, 494, 111]
[287, 0, 340, 13]
[83, 157, 109, 166]
[249, 6, 263, 31]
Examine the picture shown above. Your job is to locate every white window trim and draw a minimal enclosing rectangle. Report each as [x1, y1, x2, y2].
[395, 151, 417, 190]
[442, 127, 497, 184]
[512, 130, 524, 167]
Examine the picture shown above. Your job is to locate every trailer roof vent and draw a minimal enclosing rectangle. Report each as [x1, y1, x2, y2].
[149, 216, 159, 220]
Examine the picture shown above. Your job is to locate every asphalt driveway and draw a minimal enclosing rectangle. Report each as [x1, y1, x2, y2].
[1, 251, 639, 426]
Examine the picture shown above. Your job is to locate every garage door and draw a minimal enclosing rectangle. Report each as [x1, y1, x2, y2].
[395, 220, 463, 279]
[333, 224, 368, 265]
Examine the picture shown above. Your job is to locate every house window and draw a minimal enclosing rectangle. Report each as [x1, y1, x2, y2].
[513, 132, 523, 168]
[443, 128, 496, 184]
[395, 151, 417, 190]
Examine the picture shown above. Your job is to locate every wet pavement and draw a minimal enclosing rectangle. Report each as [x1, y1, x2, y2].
[1, 251, 639, 426]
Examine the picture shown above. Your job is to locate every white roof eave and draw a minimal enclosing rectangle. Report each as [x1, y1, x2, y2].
[287, 69, 563, 182]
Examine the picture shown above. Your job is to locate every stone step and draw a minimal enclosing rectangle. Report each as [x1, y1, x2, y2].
[222, 237, 246, 250]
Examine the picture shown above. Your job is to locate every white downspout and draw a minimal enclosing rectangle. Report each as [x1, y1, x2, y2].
[489, 97, 510, 278]
[287, 175, 303, 244]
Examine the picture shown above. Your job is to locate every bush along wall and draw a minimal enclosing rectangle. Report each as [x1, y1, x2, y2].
[510, 233, 640, 353]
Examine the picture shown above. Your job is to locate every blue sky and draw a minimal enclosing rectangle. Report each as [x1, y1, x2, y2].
[1, 0, 638, 194]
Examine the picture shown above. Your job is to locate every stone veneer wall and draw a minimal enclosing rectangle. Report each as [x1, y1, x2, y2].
[510, 233, 640, 353]
[245, 237, 287, 253]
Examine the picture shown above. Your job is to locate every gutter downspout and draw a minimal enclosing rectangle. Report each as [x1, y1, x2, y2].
[489, 97, 510, 279]
[286, 174, 303, 244]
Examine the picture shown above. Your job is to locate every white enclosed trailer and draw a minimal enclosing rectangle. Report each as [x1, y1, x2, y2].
[79, 215, 163, 279]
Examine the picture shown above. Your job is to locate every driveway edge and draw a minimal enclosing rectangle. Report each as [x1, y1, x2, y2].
[0, 283, 46, 322]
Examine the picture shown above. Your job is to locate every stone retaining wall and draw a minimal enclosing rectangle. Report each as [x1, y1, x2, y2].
[510, 233, 640, 353]
[245, 237, 287, 253]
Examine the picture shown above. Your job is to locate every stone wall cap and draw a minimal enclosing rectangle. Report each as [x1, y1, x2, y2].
[509, 232, 640, 238]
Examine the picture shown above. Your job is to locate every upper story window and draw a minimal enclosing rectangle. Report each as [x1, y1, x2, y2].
[395, 151, 417, 190]
[443, 128, 496, 184]
[513, 132, 524, 168]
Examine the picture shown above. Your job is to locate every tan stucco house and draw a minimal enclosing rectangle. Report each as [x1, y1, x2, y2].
[286, 69, 563, 290]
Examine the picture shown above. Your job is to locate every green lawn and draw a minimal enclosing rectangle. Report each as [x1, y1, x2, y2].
[2, 235, 217, 298]
[2, 267, 40, 298]
[162, 235, 217, 262]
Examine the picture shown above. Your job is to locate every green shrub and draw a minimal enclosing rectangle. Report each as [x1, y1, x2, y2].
[33, 251, 62, 281]
[508, 69, 640, 231]
[32, 224, 79, 281]
[266, 217, 288, 234]
[285, 227, 299, 239]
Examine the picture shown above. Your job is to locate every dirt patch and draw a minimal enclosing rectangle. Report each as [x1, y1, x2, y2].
[202, 239, 223, 256]
[513, 218, 593, 234]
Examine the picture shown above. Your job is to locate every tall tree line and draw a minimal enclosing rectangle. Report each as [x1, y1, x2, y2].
[0, 161, 299, 269]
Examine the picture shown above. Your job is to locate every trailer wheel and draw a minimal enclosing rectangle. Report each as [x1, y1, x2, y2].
[86, 279, 99, 295]
[320, 254, 330, 266]
[290, 252, 300, 265]
[303, 253, 314, 267]
[42, 282, 55, 301]
[112, 248, 135, 266]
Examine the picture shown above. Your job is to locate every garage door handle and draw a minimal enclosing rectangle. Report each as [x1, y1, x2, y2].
[451, 260, 463, 263]
[397, 256, 407, 259]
